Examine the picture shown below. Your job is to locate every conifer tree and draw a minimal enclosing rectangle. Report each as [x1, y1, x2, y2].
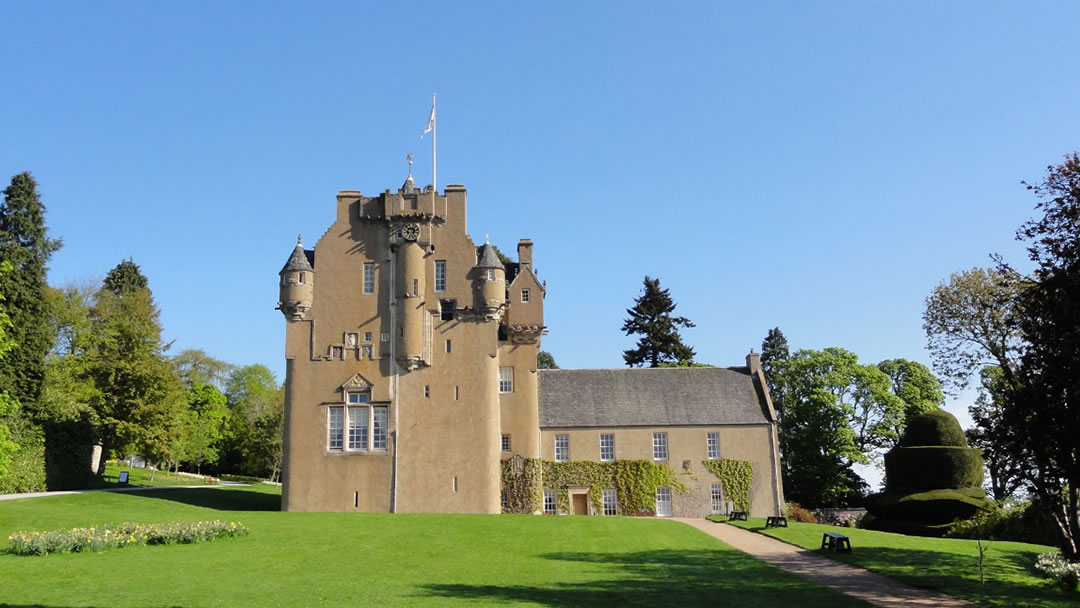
[621, 276, 695, 367]
[0, 172, 61, 408]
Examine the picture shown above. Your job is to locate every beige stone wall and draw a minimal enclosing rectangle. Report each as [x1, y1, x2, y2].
[539, 425, 781, 518]
[282, 185, 544, 514]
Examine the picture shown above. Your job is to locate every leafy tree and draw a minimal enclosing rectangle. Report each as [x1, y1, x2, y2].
[176, 383, 229, 473]
[172, 349, 233, 388]
[537, 351, 558, 370]
[0, 262, 22, 476]
[223, 364, 283, 477]
[966, 366, 1025, 503]
[1003, 152, 1080, 561]
[621, 276, 695, 367]
[0, 172, 61, 409]
[876, 358, 945, 447]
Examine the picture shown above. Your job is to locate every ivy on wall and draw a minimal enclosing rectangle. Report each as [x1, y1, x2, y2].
[702, 459, 753, 512]
[500, 455, 687, 515]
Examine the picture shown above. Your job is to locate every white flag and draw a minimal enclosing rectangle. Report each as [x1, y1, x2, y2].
[421, 102, 435, 138]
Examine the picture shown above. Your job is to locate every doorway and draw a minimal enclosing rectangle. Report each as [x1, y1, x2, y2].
[571, 492, 589, 515]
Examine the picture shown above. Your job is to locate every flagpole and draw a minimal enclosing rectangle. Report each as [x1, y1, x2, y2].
[431, 93, 439, 221]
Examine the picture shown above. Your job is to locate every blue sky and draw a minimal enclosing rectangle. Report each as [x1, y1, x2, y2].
[2, 2, 1078, 457]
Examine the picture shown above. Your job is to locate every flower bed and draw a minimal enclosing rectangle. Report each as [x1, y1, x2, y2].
[7, 520, 249, 556]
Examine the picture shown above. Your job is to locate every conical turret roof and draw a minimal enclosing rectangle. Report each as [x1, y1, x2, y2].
[280, 235, 314, 274]
[476, 242, 504, 270]
[401, 173, 417, 194]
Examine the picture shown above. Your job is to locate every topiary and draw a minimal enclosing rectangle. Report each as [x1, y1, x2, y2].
[900, 409, 967, 447]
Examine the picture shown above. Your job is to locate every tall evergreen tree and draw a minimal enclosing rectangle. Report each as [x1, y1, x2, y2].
[760, 327, 790, 415]
[0, 172, 61, 408]
[103, 258, 148, 295]
[621, 276, 695, 367]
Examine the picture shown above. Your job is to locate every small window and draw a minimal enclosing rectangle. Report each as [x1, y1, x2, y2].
[424, 385, 430, 398]
[364, 331, 373, 342]
[381, 332, 390, 342]
[707, 432, 720, 459]
[435, 260, 446, 292]
[501, 434, 511, 453]
[555, 434, 569, 462]
[445, 339, 451, 353]
[399, 326, 404, 337]
[656, 487, 672, 517]
[363, 263, 375, 294]
[602, 489, 617, 516]
[711, 483, 725, 514]
[501, 490, 508, 510]
[412, 278, 418, 297]
[543, 489, 557, 514]
[498, 367, 513, 393]
[453, 476, 459, 492]
[521, 289, 530, 303]
[440, 299, 455, 321]
[600, 434, 615, 462]
[328, 407, 344, 451]
[347, 391, 369, 404]
[454, 386, 459, 400]
[653, 433, 668, 461]
[299, 272, 305, 284]
[332, 346, 344, 360]
[486, 268, 495, 281]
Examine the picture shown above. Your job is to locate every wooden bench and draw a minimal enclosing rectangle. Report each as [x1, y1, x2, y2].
[821, 531, 851, 553]
[728, 511, 748, 521]
[766, 516, 788, 528]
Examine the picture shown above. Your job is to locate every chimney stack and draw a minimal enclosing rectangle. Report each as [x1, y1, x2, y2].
[746, 349, 761, 373]
[517, 239, 533, 270]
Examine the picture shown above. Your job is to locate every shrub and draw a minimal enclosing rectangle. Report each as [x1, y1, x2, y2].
[884, 446, 985, 490]
[900, 409, 967, 447]
[1034, 552, 1080, 591]
[7, 520, 249, 556]
[947, 499, 1061, 546]
[785, 502, 817, 523]
[863, 488, 987, 525]
[220, 474, 264, 483]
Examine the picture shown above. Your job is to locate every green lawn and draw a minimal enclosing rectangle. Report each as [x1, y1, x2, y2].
[714, 516, 1075, 608]
[98, 461, 216, 488]
[0, 488, 874, 607]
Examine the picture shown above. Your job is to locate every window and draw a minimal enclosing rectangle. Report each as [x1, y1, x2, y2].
[501, 434, 511, 452]
[328, 407, 344, 451]
[602, 489, 617, 516]
[543, 489, 557, 514]
[653, 433, 668, 460]
[372, 407, 387, 450]
[555, 434, 569, 462]
[486, 268, 495, 281]
[299, 272, 305, 284]
[499, 367, 513, 393]
[364, 331, 373, 342]
[440, 299, 455, 321]
[711, 483, 725, 514]
[363, 263, 375, 294]
[424, 385, 430, 398]
[600, 434, 615, 462]
[453, 476, 458, 492]
[656, 487, 672, 517]
[412, 278, 418, 297]
[707, 432, 720, 459]
[347, 406, 368, 450]
[446, 339, 451, 353]
[347, 392, 369, 405]
[435, 260, 446, 292]
[381, 332, 390, 342]
[501, 490, 507, 510]
[521, 288, 530, 303]
[454, 386, 459, 400]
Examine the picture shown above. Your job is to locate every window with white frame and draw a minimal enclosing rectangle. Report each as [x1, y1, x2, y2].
[364, 331, 373, 342]
[347, 391, 369, 405]
[435, 260, 446, 292]
[363, 263, 375, 294]
[372, 407, 387, 450]
[707, 432, 720, 459]
[602, 489, 617, 516]
[521, 288, 530, 303]
[501, 434, 511, 453]
[656, 487, 672, 517]
[653, 432, 668, 460]
[498, 367, 513, 393]
[347, 406, 368, 450]
[486, 268, 495, 281]
[328, 407, 344, 451]
[555, 434, 569, 462]
[543, 489, 557, 514]
[600, 433, 615, 462]
[711, 483, 724, 514]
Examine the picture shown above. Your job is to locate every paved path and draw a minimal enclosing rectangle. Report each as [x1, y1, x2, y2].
[676, 518, 978, 608]
[0, 482, 248, 502]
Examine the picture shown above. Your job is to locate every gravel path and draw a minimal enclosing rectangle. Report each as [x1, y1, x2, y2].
[676, 518, 979, 608]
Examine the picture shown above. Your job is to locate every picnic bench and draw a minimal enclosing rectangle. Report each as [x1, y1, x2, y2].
[728, 511, 748, 521]
[821, 531, 851, 553]
[765, 515, 788, 528]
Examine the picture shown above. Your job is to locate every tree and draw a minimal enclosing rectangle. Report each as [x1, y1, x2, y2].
[103, 258, 148, 295]
[223, 364, 283, 477]
[966, 366, 1024, 503]
[760, 327, 790, 420]
[1003, 152, 1080, 561]
[0, 172, 61, 409]
[176, 383, 229, 473]
[172, 349, 233, 388]
[537, 351, 558, 370]
[0, 262, 22, 477]
[621, 276, 695, 367]
[875, 358, 945, 447]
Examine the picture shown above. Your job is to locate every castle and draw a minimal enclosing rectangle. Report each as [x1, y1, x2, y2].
[278, 178, 784, 517]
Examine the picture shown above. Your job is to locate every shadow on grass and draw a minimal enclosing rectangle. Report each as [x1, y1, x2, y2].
[420, 549, 867, 607]
[119, 487, 280, 512]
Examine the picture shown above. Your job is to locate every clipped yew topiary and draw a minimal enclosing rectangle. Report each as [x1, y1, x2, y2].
[864, 410, 994, 537]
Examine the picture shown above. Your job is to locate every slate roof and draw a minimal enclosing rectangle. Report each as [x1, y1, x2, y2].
[538, 367, 772, 428]
[280, 244, 314, 274]
[475, 243, 505, 269]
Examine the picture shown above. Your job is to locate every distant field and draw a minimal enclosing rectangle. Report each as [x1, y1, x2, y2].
[0, 487, 873, 607]
[717, 516, 1073, 608]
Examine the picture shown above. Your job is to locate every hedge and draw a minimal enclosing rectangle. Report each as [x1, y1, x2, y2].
[899, 409, 967, 447]
[884, 446, 985, 490]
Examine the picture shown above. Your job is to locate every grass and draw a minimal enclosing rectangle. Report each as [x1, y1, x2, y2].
[98, 461, 213, 488]
[713, 516, 1076, 608]
[0, 487, 874, 607]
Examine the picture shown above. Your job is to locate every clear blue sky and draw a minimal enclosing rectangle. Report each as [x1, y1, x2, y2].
[3, 2, 1078, 453]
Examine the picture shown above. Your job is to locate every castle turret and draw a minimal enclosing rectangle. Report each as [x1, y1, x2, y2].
[475, 239, 505, 317]
[277, 235, 314, 321]
[397, 222, 427, 369]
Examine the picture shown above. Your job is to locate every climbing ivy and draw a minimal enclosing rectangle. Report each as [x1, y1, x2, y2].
[501, 455, 687, 515]
[702, 459, 753, 512]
